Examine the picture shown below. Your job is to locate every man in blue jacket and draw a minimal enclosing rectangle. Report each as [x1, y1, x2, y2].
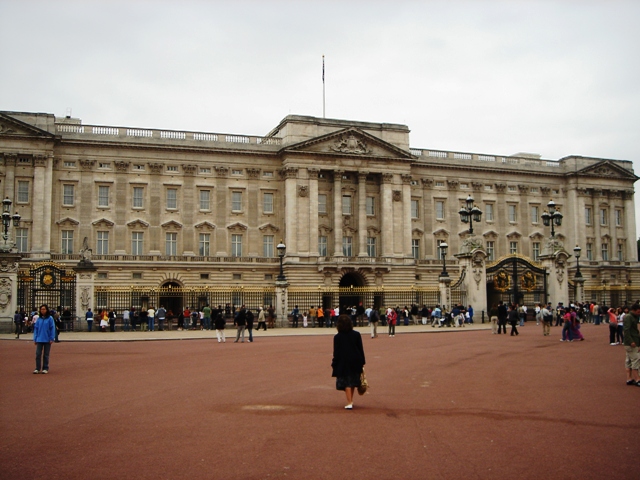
[33, 304, 56, 374]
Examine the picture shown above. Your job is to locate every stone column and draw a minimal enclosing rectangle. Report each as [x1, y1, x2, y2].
[3, 154, 16, 200]
[623, 189, 637, 262]
[381, 173, 394, 258]
[308, 169, 319, 257]
[0, 253, 21, 323]
[455, 246, 488, 314]
[592, 190, 602, 260]
[30, 156, 47, 255]
[402, 175, 412, 258]
[333, 170, 343, 257]
[275, 280, 289, 328]
[357, 172, 368, 256]
[540, 249, 570, 308]
[574, 276, 585, 304]
[74, 262, 97, 331]
[283, 167, 299, 257]
[214, 166, 228, 256]
[439, 275, 452, 311]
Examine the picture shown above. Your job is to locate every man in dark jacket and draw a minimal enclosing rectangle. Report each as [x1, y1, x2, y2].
[234, 306, 247, 343]
[497, 301, 508, 334]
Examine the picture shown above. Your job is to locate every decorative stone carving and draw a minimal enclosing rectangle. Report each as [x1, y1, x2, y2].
[114, 161, 130, 171]
[576, 187, 590, 196]
[392, 190, 402, 201]
[382, 173, 394, 184]
[472, 182, 483, 191]
[0, 123, 17, 134]
[555, 257, 566, 285]
[79, 159, 96, 170]
[459, 236, 483, 255]
[540, 186, 551, 195]
[330, 133, 370, 154]
[0, 259, 19, 273]
[34, 155, 47, 167]
[247, 168, 261, 179]
[517, 184, 529, 193]
[80, 286, 91, 311]
[280, 167, 299, 179]
[182, 164, 197, 175]
[421, 178, 433, 188]
[215, 166, 229, 177]
[447, 180, 459, 190]
[3, 153, 17, 165]
[495, 183, 507, 193]
[148, 162, 164, 174]
[307, 168, 320, 179]
[542, 237, 564, 256]
[401, 174, 412, 185]
[298, 185, 308, 197]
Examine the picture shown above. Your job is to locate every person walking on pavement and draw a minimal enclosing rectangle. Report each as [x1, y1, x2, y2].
[85, 308, 94, 332]
[623, 303, 640, 386]
[331, 314, 366, 410]
[256, 307, 267, 331]
[234, 305, 247, 343]
[214, 307, 226, 343]
[508, 304, 519, 336]
[369, 307, 379, 338]
[33, 304, 56, 374]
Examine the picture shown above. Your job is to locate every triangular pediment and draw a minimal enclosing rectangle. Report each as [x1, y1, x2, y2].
[127, 219, 150, 228]
[226, 222, 248, 232]
[258, 223, 279, 233]
[92, 218, 115, 228]
[576, 160, 638, 181]
[283, 127, 413, 160]
[56, 217, 79, 227]
[161, 220, 183, 229]
[0, 113, 55, 138]
[194, 221, 216, 230]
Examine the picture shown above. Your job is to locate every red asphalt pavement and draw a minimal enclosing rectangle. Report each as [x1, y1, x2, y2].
[0, 323, 637, 480]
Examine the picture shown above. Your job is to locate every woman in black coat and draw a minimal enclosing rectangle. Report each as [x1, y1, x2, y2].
[331, 314, 366, 409]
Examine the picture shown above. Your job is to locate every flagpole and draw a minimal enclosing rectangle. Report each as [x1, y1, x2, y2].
[322, 55, 325, 118]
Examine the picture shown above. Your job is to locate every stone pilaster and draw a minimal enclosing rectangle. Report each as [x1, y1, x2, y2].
[74, 262, 97, 331]
[540, 249, 570, 308]
[439, 275, 452, 311]
[455, 245, 488, 314]
[574, 276, 585, 304]
[333, 170, 343, 257]
[381, 173, 393, 257]
[308, 169, 319, 257]
[357, 172, 368, 256]
[30, 156, 47, 255]
[283, 167, 299, 257]
[275, 280, 289, 328]
[402, 175, 412, 258]
[0, 253, 21, 322]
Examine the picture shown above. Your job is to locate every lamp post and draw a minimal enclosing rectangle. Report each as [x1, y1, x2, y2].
[573, 245, 582, 278]
[276, 240, 286, 282]
[458, 194, 483, 235]
[1, 197, 21, 251]
[439, 242, 449, 277]
[541, 199, 563, 238]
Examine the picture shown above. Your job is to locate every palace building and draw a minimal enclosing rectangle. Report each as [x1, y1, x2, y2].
[0, 110, 638, 321]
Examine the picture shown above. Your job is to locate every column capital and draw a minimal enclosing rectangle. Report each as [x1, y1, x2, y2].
[382, 173, 394, 184]
[308, 168, 320, 179]
[401, 174, 412, 185]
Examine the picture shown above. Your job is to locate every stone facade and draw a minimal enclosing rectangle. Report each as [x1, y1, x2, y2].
[0, 111, 638, 312]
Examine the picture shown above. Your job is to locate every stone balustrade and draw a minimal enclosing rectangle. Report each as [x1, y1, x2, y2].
[410, 148, 561, 168]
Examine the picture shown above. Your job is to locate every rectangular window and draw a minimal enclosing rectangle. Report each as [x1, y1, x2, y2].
[486, 241, 495, 261]
[17, 181, 29, 203]
[96, 231, 109, 255]
[167, 165, 178, 172]
[532, 242, 540, 261]
[585, 207, 592, 225]
[485, 203, 494, 222]
[166, 188, 178, 210]
[165, 232, 177, 256]
[63, 184, 75, 206]
[617, 243, 624, 261]
[586, 243, 593, 261]
[601, 243, 609, 261]
[131, 232, 143, 255]
[342, 236, 353, 256]
[263, 193, 274, 214]
[16, 228, 28, 252]
[366, 197, 375, 216]
[199, 233, 210, 256]
[531, 205, 539, 223]
[508, 205, 517, 222]
[98, 186, 109, 207]
[342, 195, 352, 215]
[412, 239, 420, 259]
[231, 234, 242, 257]
[411, 200, 419, 219]
[615, 209, 623, 226]
[263, 235, 274, 257]
[61, 230, 74, 254]
[318, 236, 327, 256]
[600, 208, 607, 225]
[232, 192, 242, 212]
[510, 241, 518, 254]
[97, 272, 108, 279]
[435, 201, 445, 220]
[133, 187, 144, 208]
[367, 237, 376, 257]
[199, 190, 211, 210]
[132, 272, 143, 279]
[318, 194, 327, 214]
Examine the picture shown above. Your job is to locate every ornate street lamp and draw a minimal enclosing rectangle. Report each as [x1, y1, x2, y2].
[458, 194, 482, 235]
[276, 240, 286, 282]
[573, 245, 582, 278]
[1, 197, 21, 250]
[541, 199, 563, 238]
[439, 242, 449, 277]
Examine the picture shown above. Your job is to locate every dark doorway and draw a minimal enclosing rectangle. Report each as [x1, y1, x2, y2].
[159, 282, 183, 318]
[339, 272, 365, 311]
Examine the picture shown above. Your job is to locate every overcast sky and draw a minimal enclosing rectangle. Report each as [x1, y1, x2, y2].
[1, 0, 639, 236]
